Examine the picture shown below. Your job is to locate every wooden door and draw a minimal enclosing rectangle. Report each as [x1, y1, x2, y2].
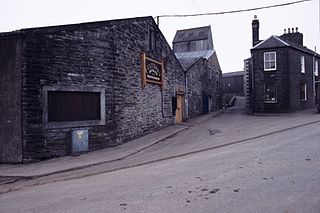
[175, 95, 184, 124]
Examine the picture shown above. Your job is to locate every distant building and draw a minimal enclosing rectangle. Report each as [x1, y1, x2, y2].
[246, 16, 320, 113]
[173, 26, 222, 118]
[222, 71, 244, 96]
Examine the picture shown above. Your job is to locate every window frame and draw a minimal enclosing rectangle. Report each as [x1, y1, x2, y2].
[264, 52, 277, 71]
[43, 86, 106, 129]
[264, 83, 277, 103]
[301, 55, 305, 73]
[315, 60, 318, 77]
[300, 83, 307, 101]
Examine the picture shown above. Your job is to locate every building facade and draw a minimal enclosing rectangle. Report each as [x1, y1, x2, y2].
[0, 17, 186, 163]
[246, 16, 320, 113]
[222, 71, 244, 96]
[172, 26, 222, 119]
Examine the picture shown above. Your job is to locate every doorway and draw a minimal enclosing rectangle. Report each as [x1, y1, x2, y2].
[202, 93, 209, 114]
[175, 95, 184, 124]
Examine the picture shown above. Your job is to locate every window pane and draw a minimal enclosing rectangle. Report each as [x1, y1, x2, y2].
[264, 52, 276, 70]
[300, 84, 307, 100]
[269, 53, 275, 60]
[301, 56, 305, 73]
[270, 61, 275, 69]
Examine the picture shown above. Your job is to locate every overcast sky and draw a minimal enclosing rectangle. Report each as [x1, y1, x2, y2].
[0, 0, 318, 72]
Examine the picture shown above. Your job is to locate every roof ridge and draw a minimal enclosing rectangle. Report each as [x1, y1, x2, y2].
[176, 25, 211, 33]
[272, 35, 289, 46]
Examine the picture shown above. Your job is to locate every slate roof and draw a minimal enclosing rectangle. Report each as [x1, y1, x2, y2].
[222, 71, 244, 78]
[175, 50, 215, 70]
[252, 35, 320, 57]
[173, 26, 215, 70]
[0, 16, 155, 38]
[173, 26, 211, 43]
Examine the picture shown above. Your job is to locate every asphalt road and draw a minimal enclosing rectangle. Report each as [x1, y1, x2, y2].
[1, 99, 320, 212]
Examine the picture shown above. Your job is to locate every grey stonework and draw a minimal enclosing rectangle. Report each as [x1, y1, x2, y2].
[251, 47, 319, 113]
[186, 56, 221, 119]
[0, 17, 185, 163]
[173, 26, 222, 119]
[248, 17, 320, 113]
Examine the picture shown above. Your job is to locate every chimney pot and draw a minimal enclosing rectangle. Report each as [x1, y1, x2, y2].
[280, 26, 303, 46]
[284, 29, 287, 34]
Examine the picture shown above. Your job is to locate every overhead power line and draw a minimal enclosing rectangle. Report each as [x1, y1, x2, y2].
[156, 0, 312, 18]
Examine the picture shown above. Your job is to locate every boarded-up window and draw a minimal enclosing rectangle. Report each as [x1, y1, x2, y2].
[48, 91, 101, 122]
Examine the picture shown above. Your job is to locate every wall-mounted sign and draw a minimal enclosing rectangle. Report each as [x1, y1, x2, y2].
[141, 53, 164, 90]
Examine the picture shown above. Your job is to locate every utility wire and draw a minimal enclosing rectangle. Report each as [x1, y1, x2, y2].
[156, 0, 312, 18]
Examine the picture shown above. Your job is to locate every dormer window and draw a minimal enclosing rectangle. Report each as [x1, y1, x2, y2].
[264, 52, 276, 71]
[301, 55, 305, 73]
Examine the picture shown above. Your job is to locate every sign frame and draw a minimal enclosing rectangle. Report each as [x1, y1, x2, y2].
[141, 53, 164, 90]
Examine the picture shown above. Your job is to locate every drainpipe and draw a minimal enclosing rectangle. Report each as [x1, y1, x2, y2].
[251, 54, 255, 114]
[184, 71, 188, 120]
[313, 47, 317, 106]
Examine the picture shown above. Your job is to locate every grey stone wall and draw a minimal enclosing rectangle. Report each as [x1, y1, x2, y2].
[0, 38, 23, 163]
[251, 47, 316, 113]
[186, 56, 221, 118]
[7, 17, 184, 162]
[222, 75, 244, 96]
[288, 49, 315, 110]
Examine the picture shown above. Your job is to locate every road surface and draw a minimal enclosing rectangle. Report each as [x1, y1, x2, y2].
[1, 98, 320, 212]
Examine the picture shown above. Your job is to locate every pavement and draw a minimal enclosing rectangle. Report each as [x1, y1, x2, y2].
[0, 110, 224, 179]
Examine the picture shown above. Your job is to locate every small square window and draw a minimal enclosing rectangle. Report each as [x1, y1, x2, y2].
[264, 52, 276, 71]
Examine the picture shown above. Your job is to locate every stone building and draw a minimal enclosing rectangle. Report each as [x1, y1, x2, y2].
[222, 71, 244, 96]
[172, 26, 222, 118]
[246, 16, 320, 113]
[0, 16, 186, 163]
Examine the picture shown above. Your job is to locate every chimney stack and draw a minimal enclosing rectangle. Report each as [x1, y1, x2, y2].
[252, 15, 259, 47]
[280, 26, 303, 46]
